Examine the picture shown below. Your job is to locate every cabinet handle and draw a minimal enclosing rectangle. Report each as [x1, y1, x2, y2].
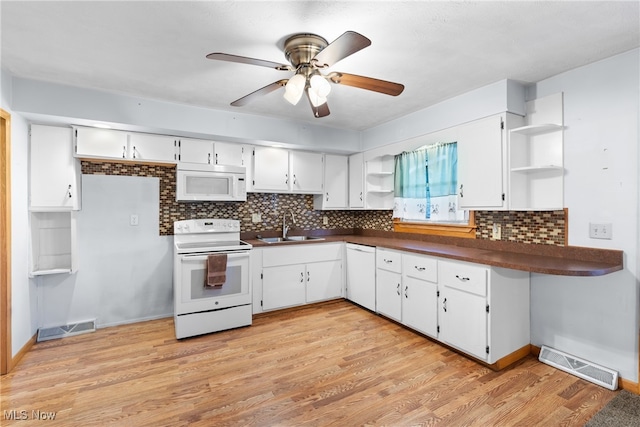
[122, 146, 126, 159]
[285, 174, 289, 185]
[414, 266, 425, 271]
[326, 192, 329, 202]
[396, 283, 400, 296]
[132, 146, 136, 159]
[404, 285, 408, 298]
[307, 271, 310, 282]
[300, 272, 304, 283]
[443, 297, 447, 312]
[459, 184, 464, 198]
[360, 192, 363, 201]
[67, 185, 72, 198]
[208, 153, 211, 164]
[455, 275, 470, 282]
[293, 174, 297, 185]
[215, 153, 219, 164]
[384, 259, 393, 264]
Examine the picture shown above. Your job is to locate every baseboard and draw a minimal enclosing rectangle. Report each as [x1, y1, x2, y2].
[530, 345, 639, 394]
[9, 333, 36, 372]
[489, 344, 532, 371]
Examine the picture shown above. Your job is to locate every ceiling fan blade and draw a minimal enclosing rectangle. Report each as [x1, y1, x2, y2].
[305, 92, 330, 118]
[230, 80, 288, 107]
[312, 31, 371, 68]
[206, 53, 293, 71]
[327, 72, 404, 96]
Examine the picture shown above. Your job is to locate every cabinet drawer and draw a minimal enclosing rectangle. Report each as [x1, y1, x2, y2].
[403, 253, 437, 283]
[376, 248, 402, 273]
[439, 260, 487, 297]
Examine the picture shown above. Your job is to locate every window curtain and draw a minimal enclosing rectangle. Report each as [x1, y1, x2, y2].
[393, 142, 463, 222]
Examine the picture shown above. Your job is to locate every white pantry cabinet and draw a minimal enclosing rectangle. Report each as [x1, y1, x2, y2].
[314, 154, 348, 210]
[30, 125, 81, 211]
[348, 152, 364, 208]
[345, 243, 376, 311]
[438, 258, 530, 363]
[259, 243, 343, 312]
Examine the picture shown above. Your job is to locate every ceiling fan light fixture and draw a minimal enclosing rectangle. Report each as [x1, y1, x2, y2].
[309, 74, 331, 98]
[308, 88, 327, 107]
[283, 73, 305, 105]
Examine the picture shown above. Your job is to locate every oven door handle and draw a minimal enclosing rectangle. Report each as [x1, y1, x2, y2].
[180, 251, 250, 260]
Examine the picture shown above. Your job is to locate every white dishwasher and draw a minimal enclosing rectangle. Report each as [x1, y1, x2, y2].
[345, 243, 376, 311]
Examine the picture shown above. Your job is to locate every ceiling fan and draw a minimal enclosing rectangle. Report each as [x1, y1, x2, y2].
[206, 31, 404, 118]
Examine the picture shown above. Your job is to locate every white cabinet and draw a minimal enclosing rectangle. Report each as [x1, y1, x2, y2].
[375, 248, 402, 321]
[345, 243, 376, 311]
[314, 154, 348, 210]
[30, 125, 81, 211]
[252, 146, 290, 192]
[509, 92, 564, 210]
[128, 132, 176, 163]
[457, 113, 524, 210]
[348, 152, 364, 208]
[401, 253, 438, 338]
[215, 141, 247, 167]
[252, 147, 324, 194]
[177, 138, 214, 165]
[290, 151, 324, 193]
[29, 211, 78, 276]
[365, 155, 394, 209]
[74, 126, 129, 160]
[438, 258, 530, 364]
[260, 243, 343, 312]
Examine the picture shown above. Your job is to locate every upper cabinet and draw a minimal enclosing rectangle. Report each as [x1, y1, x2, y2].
[215, 141, 247, 167]
[348, 152, 364, 209]
[74, 126, 129, 160]
[314, 154, 348, 210]
[457, 113, 524, 211]
[128, 132, 176, 163]
[508, 92, 564, 210]
[30, 124, 81, 211]
[176, 138, 214, 165]
[252, 147, 324, 194]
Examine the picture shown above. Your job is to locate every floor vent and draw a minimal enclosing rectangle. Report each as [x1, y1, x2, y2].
[539, 345, 618, 390]
[37, 320, 96, 342]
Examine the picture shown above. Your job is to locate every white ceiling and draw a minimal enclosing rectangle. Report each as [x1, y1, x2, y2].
[1, 1, 639, 131]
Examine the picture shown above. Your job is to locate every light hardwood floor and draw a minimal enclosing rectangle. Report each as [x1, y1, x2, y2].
[1, 300, 616, 426]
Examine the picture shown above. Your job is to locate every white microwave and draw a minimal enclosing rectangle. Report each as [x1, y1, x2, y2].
[176, 164, 247, 202]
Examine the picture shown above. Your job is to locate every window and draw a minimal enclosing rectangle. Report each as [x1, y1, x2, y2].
[392, 142, 476, 238]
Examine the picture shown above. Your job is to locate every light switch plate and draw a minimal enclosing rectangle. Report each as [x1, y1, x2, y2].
[589, 222, 612, 239]
[251, 213, 261, 223]
[130, 214, 139, 226]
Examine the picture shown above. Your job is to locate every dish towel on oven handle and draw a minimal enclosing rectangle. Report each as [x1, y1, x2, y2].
[206, 254, 227, 287]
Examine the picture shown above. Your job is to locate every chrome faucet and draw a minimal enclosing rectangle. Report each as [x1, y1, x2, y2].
[282, 211, 296, 239]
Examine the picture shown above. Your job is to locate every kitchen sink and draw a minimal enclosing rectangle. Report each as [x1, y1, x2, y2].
[285, 236, 325, 241]
[257, 236, 326, 244]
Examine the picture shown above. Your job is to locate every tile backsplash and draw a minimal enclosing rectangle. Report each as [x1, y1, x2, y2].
[81, 161, 566, 245]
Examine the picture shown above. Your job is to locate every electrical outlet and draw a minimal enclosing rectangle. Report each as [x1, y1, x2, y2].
[492, 223, 501, 240]
[323, 216, 329, 225]
[589, 222, 612, 239]
[130, 214, 139, 226]
[251, 213, 261, 223]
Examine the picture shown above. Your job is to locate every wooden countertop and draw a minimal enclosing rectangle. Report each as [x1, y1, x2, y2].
[243, 230, 623, 277]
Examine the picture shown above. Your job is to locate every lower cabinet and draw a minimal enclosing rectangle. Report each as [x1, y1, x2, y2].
[259, 243, 343, 312]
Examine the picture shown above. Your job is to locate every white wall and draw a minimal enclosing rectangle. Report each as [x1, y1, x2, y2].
[1, 69, 38, 357]
[37, 175, 174, 328]
[528, 49, 639, 381]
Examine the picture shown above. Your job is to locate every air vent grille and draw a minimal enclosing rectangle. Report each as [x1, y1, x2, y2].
[37, 320, 96, 342]
[539, 345, 618, 390]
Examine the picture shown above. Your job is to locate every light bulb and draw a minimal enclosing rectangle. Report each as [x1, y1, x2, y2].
[283, 74, 305, 105]
[310, 74, 331, 98]
[307, 88, 327, 107]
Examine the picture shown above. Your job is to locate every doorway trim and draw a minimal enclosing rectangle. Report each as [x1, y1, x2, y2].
[1, 108, 11, 374]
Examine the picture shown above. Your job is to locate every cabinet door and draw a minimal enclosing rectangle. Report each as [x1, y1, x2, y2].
[323, 154, 348, 208]
[129, 133, 176, 163]
[178, 138, 214, 165]
[306, 260, 343, 303]
[75, 127, 129, 160]
[349, 152, 364, 208]
[457, 115, 505, 209]
[262, 265, 306, 310]
[290, 151, 324, 193]
[402, 277, 438, 337]
[253, 147, 290, 191]
[215, 142, 245, 167]
[30, 125, 80, 210]
[376, 269, 402, 322]
[439, 286, 488, 360]
[346, 244, 376, 311]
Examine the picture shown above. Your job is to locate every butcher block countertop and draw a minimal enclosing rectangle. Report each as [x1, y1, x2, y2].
[243, 229, 623, 277]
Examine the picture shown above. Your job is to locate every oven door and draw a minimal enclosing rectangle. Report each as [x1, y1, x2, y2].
[174, 250, 251, 315]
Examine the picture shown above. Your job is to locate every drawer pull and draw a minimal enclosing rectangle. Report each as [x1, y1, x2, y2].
[414, 266, 426, 271]
[384, 259, 393, 264]
[456, 275, 470, 282]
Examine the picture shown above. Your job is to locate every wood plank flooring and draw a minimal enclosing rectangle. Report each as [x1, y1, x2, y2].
[1, 300, 616, 426]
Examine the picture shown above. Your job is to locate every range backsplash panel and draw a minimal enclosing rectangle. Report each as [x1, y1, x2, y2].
[81, 161, 566, 244]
